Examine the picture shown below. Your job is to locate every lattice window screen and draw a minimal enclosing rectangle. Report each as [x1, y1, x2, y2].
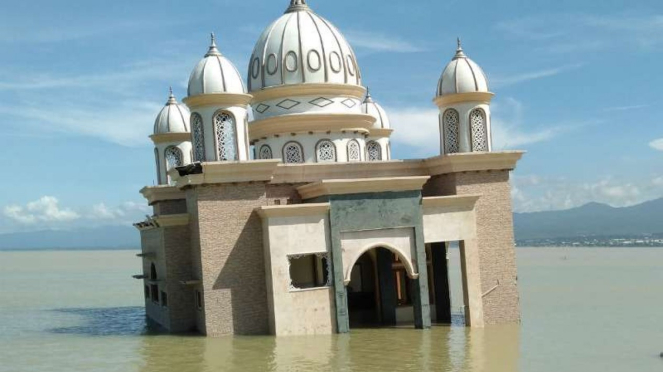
[214, 112, 237, 161]
[165, 147, 183, 170]
[443, 109, 460, 154]
[470, 109, 488, 152]
[347, 140, 361, 161]
[367, 141, 382, 161]
[259, 145, 273, 160]
[316, 140, 336, 163]
[283, 142, 304, 163]
[191, 113, 205, 162]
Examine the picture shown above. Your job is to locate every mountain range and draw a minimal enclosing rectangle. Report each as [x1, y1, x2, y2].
[0, 198, 661, 249]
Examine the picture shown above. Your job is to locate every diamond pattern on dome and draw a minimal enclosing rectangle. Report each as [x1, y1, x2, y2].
[255, 104, 270, 114]
[341, 99, 356, 108]
[309, 97, 334, 108]
[276, 99, 301, 110]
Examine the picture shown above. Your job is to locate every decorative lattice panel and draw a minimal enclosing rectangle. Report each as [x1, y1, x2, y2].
[347, 140, 361, 161]
[214, 112, 237, 161]
[165, 147, 183, 170]
[259, 145, 273, 160]
[443, 109, 460, 154]
[316, 140, 336, 162]
[283, 142, 304, 163]
[367, 141, 382, 161]
[470, 109, 488, 151]
[191, 114, 205, 161]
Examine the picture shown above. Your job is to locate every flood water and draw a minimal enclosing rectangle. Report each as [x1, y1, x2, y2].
[0, 248, 661, 372]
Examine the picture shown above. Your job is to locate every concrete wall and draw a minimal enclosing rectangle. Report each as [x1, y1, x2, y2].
[141, 228, 169, 329]
[261, 213, 335, 336]
[162, 226, 195, 332]
[425, 171, 521, 325]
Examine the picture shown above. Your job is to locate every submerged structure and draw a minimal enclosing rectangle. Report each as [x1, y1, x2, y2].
[134, 0, 523, 336]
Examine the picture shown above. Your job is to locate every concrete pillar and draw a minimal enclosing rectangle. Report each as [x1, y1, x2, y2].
[376, 248, 397, 325]
[412, 229, 432, 329]
[460, 239, 484, 327]
[431, 242, 452, 323]
[331, 235, 350, 333]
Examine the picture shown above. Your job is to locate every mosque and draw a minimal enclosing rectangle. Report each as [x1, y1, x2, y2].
[134, 0, 523, 336]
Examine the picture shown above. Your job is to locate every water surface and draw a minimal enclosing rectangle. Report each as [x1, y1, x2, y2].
[0, 249, 661, 372]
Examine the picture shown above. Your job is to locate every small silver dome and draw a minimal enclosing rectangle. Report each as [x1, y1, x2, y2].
[153, 89, 191, 134]
[188, 34, 245, 97]
[247, 0, 361, 92]
[437, 39, 489, 97]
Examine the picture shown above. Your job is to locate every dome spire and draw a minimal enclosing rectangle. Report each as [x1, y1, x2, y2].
[453, 37, 467, 60]
[205, 32, 222, 57]
[363, 87, 374, 103]
[285, 0, 310, 13]
[166, 86, 177, 105]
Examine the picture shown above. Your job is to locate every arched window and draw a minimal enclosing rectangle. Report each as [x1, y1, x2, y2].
[213, 111, 237, 161]
[366, 141, 382, 161]
[443, 109, 460, 154]
[469, 108, 488, 152]
[259, 145, 273, 160]
[347, 140, 361, 162]
[165, 146, 183, 170]
[316, 140, 337, 163]
[154, 148, 161, 184]
[191, 113, 205, 162]
[150, 263, 157, 281]
[282, 142, 304, 164]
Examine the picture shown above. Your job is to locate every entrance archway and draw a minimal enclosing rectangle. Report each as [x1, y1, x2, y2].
[346, 247, 417, 328]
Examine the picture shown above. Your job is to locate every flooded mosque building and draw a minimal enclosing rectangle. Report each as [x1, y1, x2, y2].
[134, 0, 523, 336]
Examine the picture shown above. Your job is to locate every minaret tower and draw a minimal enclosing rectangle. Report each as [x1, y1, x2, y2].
[435, 39, 493, 154]
[151, 88, 193, 185]
[183, 33, 252, 162]
[360, 88, 393, 161]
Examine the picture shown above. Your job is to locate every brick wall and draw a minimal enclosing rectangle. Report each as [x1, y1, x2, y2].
[163, 226, 195, 332]
[154, 200, 188, 215]
[426, 171, 521, 325]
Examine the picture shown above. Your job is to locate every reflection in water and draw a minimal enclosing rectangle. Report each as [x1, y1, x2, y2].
[136, 322, 519, 372]
[48, 307, 148, 336]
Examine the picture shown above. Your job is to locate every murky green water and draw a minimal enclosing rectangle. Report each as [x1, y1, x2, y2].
[0, 248, 661, 372]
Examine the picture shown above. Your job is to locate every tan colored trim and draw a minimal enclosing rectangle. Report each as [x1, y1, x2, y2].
[433, 92, 495, 107]
[150, 132, 191, 144]
[256, 203, 330, 219]
[251, 84, 366, 103]
[425, 151, 525, 175]
[422, 195, 481, 211]
[175, 160, 280, 188]
[271, 160, 428, 184]
[249, 113, 376, 140]
[140, 185, 186, 205]
[297, 176, 430, 200]
[367, 128, 393, 138]
[183, 93, 253, 108]
[156, 213, 190, 227]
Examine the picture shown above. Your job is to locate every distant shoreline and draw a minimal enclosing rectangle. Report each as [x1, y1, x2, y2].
[0, 247, 140, 252]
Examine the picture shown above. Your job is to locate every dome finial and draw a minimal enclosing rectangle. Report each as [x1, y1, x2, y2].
[166, 86, 177, 105]
[453, 37, 467, 60]
[206, 32, 221, 57]
[363, 87, 374, 103]
[285, 0, 310, 13]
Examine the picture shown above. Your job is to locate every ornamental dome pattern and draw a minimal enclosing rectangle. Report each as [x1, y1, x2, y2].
[247, 0, 362, 92]
[153, 89, 191, 135]
[361, 90, 390, 129]
[188, 34, 246, 97]
[437, 40, 489, 97]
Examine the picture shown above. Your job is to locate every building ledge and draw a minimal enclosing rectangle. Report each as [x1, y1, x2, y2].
[134, 214, 189, 231]
[136, 252, 156, 258]
[425, 151, 525, 175]
[297, 176, 430, 200]
[256, 203, 330, 219]
[132, 274, 148, 280]
[149, 132, 191, 144]
[172, 160, 281, 188]
[140, 185, 186, 205]
[422, 195, 481, 212]
[249, 113, 376, 140]
[179, 280, 202, 286]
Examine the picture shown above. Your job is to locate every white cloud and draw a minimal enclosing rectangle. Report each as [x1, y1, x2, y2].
[89, 202, 150, 221]
[492, 63, 584, 87]
[512, 175, 663, 212]
[601, 104, 650, 112]
[345, 30, 426, 53]
[649, 138, 663, 151]
[4, 196, 80, 225]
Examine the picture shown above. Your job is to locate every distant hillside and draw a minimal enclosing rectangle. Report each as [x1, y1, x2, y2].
[0, 225, 139, 250]
[514, 198, 663, 240]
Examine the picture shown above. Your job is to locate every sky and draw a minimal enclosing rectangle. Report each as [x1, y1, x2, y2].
[0, 0, 662, 234]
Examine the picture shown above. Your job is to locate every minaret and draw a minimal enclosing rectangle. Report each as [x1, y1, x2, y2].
[361, 88, 393, 161]
[151, 88, 193, 185]
[184, 33, 252, 162]
[434, 39, 493, 154]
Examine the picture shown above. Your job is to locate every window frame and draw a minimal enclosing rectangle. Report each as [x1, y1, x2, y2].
[212, 110, 239, 161]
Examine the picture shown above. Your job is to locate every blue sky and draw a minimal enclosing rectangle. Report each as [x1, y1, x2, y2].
[1, 0, 662, 233]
